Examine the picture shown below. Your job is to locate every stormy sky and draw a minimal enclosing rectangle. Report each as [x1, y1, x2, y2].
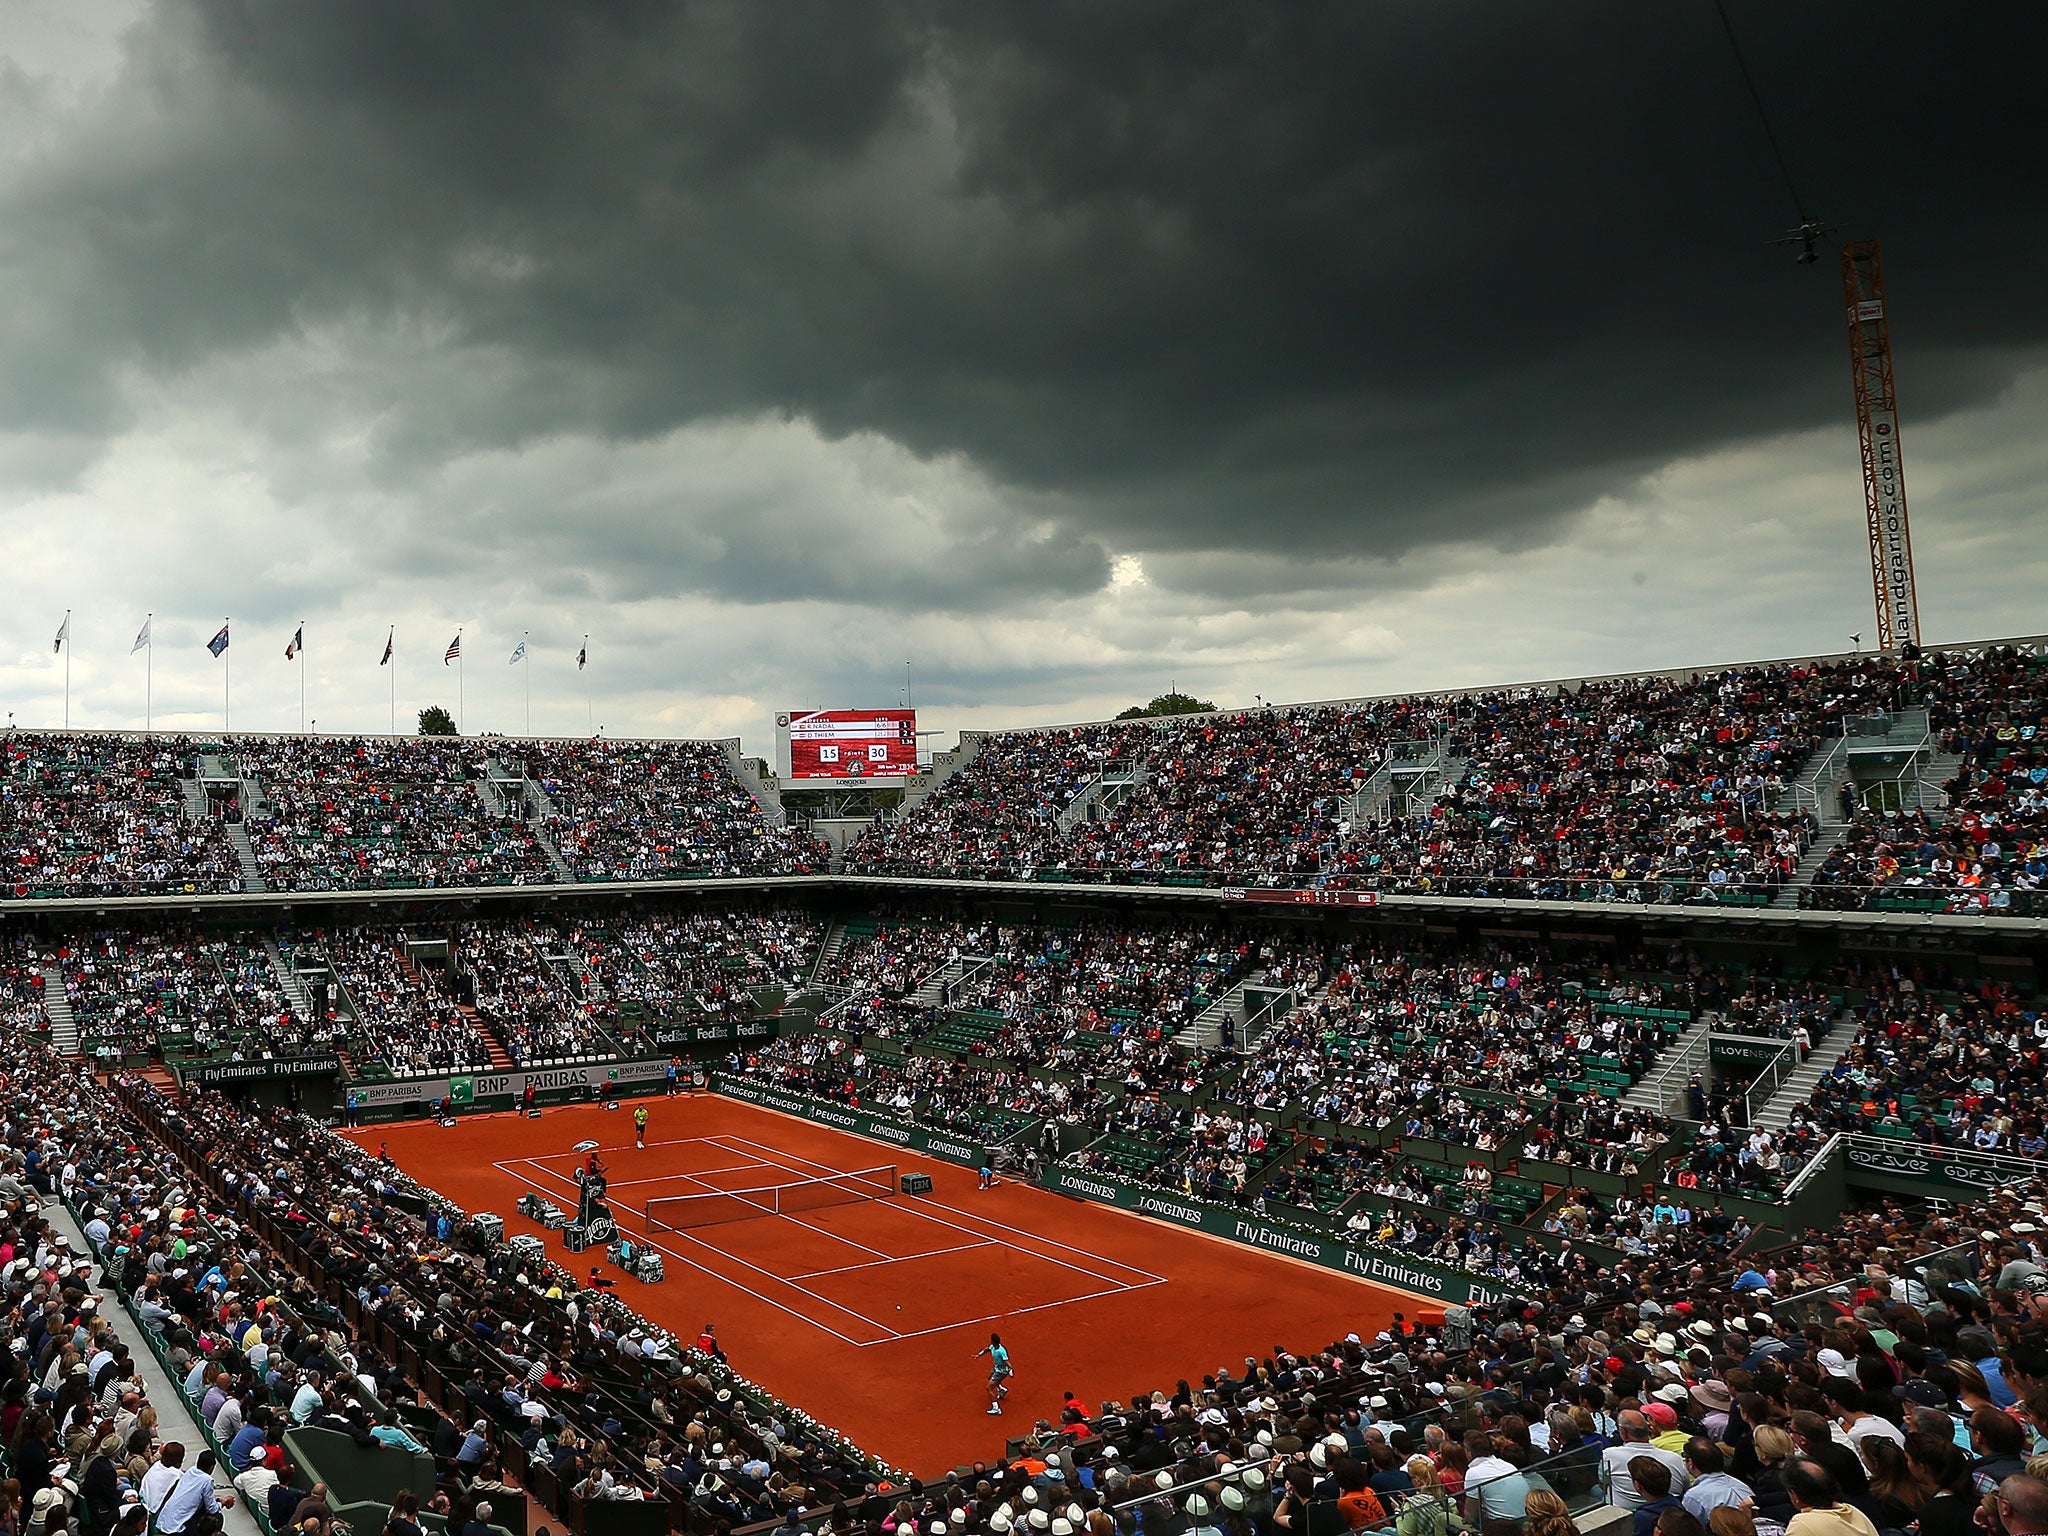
[1, 1, 2043, 753]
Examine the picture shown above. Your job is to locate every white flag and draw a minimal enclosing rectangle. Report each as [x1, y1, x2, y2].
[509, 640, 527, 665]
[53, 614, 69, 653]
[132, 617, 151, 654]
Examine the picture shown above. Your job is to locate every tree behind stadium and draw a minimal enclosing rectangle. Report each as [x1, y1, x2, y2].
[1116, 691, 1216, 720]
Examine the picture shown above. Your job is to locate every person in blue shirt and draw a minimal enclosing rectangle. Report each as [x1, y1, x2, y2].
[228, 1413, 271, 1471]
[370, 1412, 429, 1455]
[1960, 1328, 2019, 1408]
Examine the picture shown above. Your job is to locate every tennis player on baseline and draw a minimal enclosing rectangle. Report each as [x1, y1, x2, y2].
[973, 1332, 1013, 1415]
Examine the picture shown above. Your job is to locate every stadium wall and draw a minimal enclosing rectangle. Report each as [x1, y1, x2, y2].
[936, 631, 2048, 741]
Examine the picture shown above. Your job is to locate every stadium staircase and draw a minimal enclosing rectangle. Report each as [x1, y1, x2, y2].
[1058, 760, 1150, 831]
[806, 920, 851, 987]
[1321, 751, 1469, 871]
[40, 965, 78, 1056]
[1751, 1012, 1862, 1134]
[1905, 749, 1963, 812]
[1185, 976, 1261, 1052]
[1334, 759, 1398, 830]
[721, 745, 788, 827]
[1335, 739, 1454, 833]
[1787, 734, 1853, 824]
[486, 758, 554, 819]
[261, 937, 314, 1019]
[308, 958, 367, 1078]
[546, 943, 607, 1004]
[480, 758, 580, 880]
[393, 948, 515, 1072]
[908, 957, 962, 1007]
[1242, 971, 1337, 1053]
[894, 735, 984, 816]
[181, 773, 209, 822]
[1772, 822, 1851, 909]
[534, 831, 577, 883]
[473, 776, 510, 818]
[1433, 755, 1472, 805]
[227, 822, 267, 893]
[1618, 1015, 1713, 1115]
[907, 953, 999, 1009]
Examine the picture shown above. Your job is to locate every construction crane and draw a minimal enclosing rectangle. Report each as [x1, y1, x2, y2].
[1715, 2, 1922, 652]
[1840, 239, 1920, 651]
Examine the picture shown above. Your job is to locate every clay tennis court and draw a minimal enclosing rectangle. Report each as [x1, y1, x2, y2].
[347, 1094, 1417, 1473]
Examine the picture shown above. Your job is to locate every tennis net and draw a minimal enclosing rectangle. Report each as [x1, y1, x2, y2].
[645, 1165, 898, 1232]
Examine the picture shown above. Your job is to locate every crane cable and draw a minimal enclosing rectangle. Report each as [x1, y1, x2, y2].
[1711, 0, 1813, 224]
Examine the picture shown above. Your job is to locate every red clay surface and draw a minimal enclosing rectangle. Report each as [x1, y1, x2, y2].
[346, 1095, 1415, 1474]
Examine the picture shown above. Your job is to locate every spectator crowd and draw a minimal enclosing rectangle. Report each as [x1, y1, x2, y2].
[16, 1005, 2048, 1536]
[2, 735, 240, 899]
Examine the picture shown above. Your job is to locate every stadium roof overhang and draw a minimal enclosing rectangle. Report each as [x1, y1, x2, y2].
[1, 871, 2039, 948]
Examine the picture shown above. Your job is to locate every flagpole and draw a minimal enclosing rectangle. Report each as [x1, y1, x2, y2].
[63, 610, 70, 729]
[523, 631, 531, 736]
[585, 634, 592, 736]
[457, 633, 465, 735]
[223, 617, 231, 733]
[145, 614, 152, 733]
[299, 621, 306, 732]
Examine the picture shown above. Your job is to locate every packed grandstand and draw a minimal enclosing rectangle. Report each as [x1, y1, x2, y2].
[1, 635, 2045, 1536]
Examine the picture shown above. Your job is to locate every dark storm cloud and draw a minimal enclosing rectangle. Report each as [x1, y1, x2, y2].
[1, 0, 2042, 593]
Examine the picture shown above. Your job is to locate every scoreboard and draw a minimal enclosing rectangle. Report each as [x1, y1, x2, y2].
[777, 709, 918, 780]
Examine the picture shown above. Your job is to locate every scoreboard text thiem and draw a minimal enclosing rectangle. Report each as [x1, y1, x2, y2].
[777, 709, 918, 780]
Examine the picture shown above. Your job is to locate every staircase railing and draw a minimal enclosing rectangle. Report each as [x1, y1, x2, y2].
[1730, 1036, 1799, 1125]
[1790, 735, 1850, 822]
[1628, 1023, 1713, 1116]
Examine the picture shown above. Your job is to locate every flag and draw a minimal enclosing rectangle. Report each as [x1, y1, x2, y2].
[509, 640, 526, 665]
[207, 623, 230, 658]
[380, 628, 393, 666]
[285, 624, 303, 661]
[444, 634, 461, 665]
[577, 644, 587, 671]
[131, 618, 151, 654]
[53, 615, 69, 654]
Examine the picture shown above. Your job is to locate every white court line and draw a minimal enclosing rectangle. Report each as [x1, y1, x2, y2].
[518, 1132, 740, 1156]
[489, 1156, 777, 1191]
[487, 1157, 781, 1194]
[513, 1160, 905, 1340]
[493, 1160, 899, 1346]
[615, 1162, 896, 1261]
[710, 1133, 1169, 1287]
[486, 1130, 1169, 1350]
[664, 1144, 1170, 1343]
[613, 1145, 899, 1262]
[789, 1241, 995, 1280]
[558, 1163, 779, 1192]
[864, 1278, 1171, 1346]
